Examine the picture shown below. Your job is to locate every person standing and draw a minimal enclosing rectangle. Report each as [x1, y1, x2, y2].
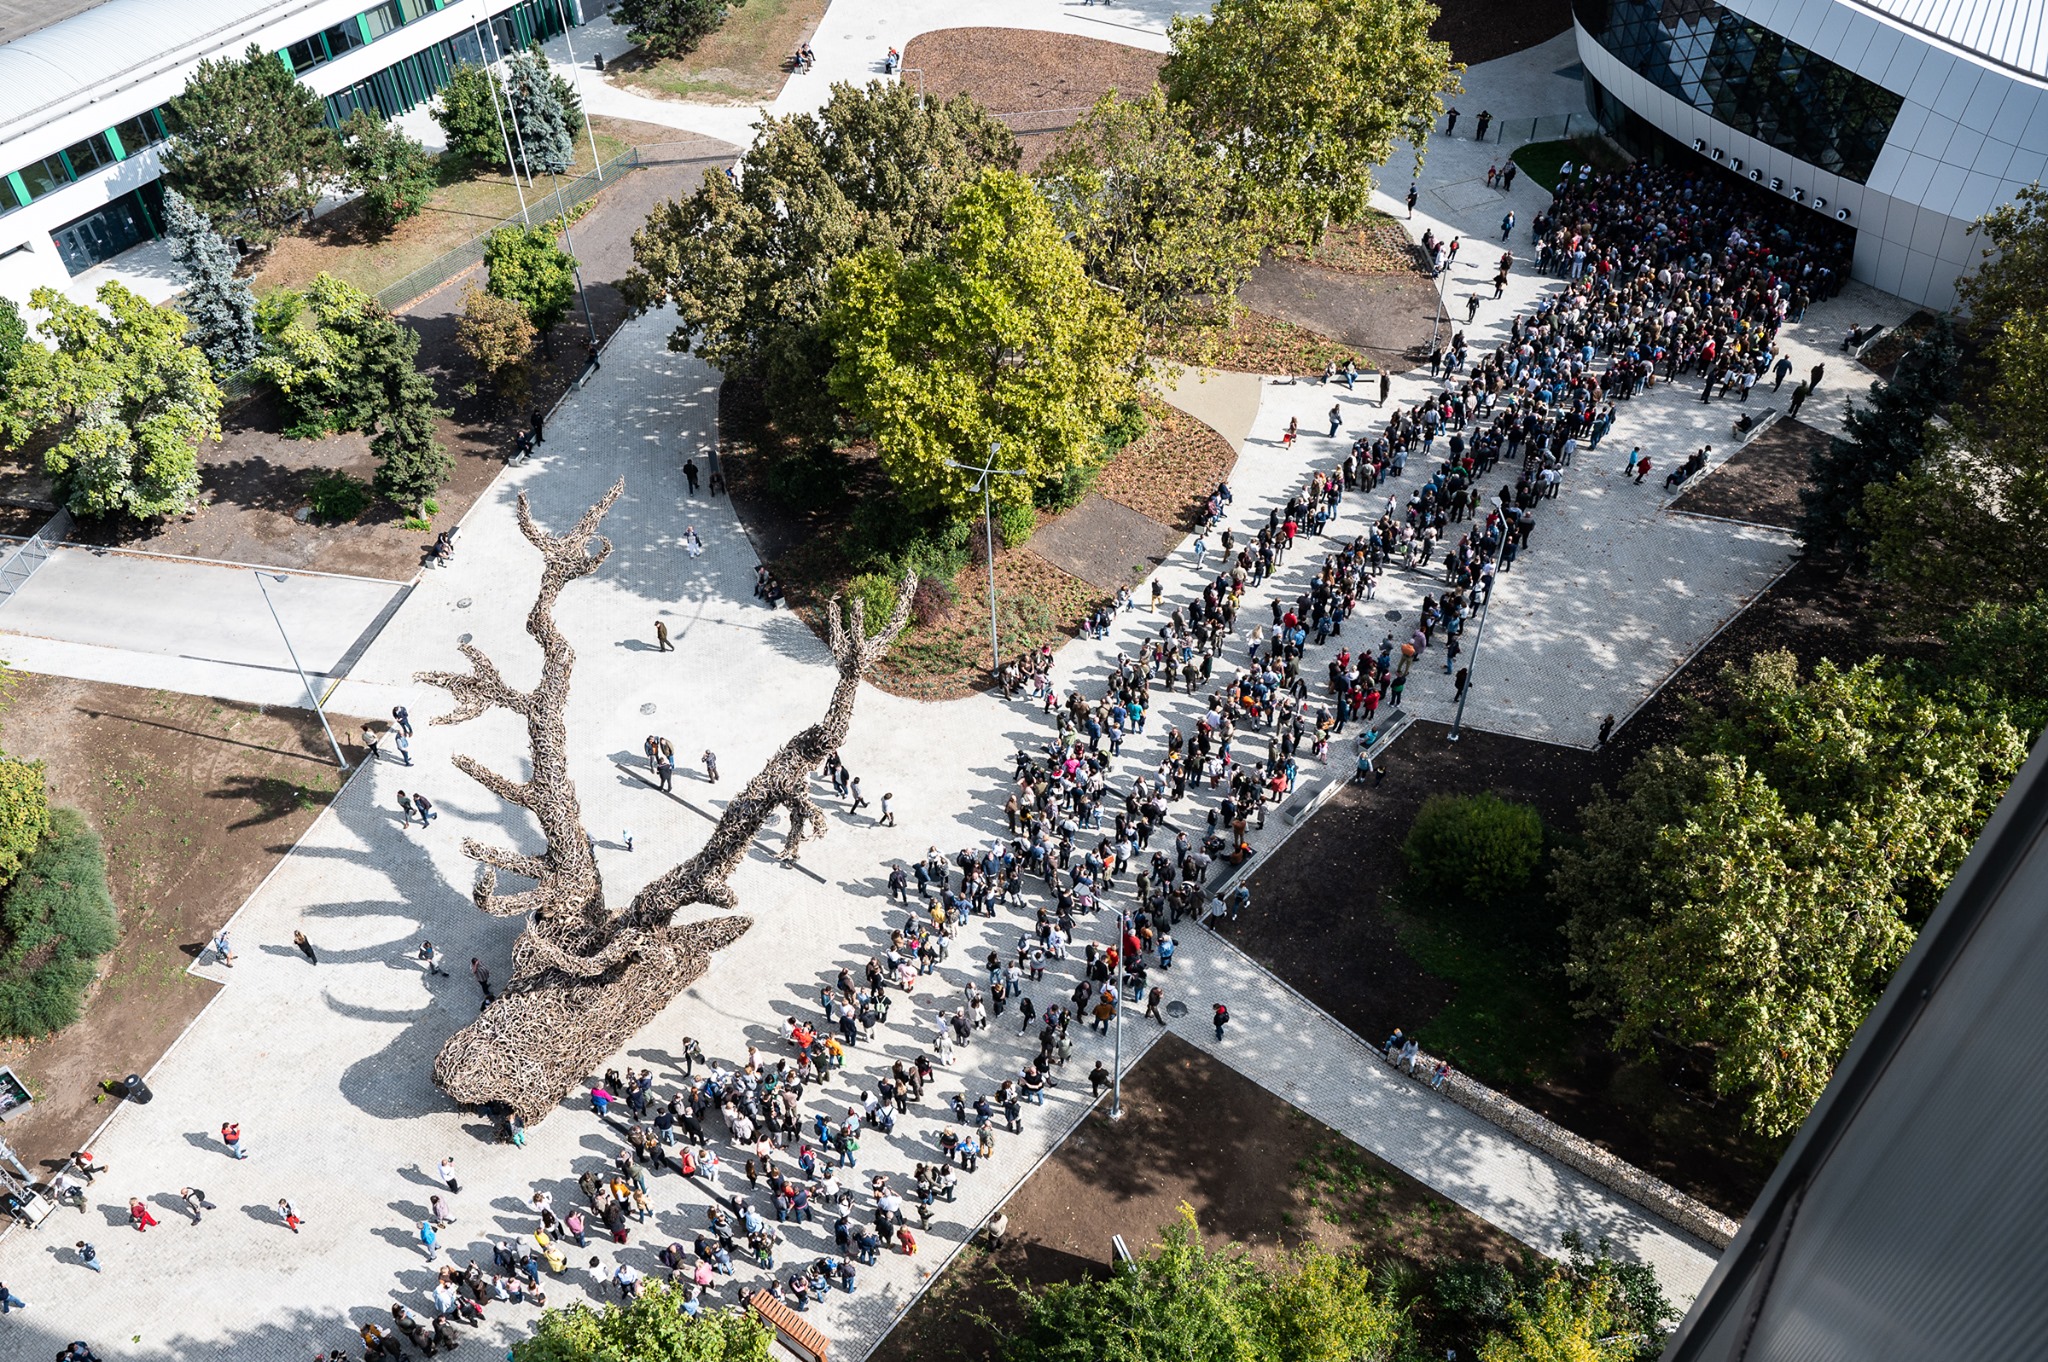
[657, 751, 674, 792]
[1379, 371, 1391, 407]
[1597, 713, 1615, 747]
[1212, 1002, 1230, 1043]
[1405, 182, 1418, 218]
[655, 620, 673, 652]
[530, 408, 545, 445]
[362, 727, 384, 762]
[221, 1121, 248, 1159]
[437, 1156, 461, 1194]
[1475, 109, 1492, 140]
[878, 792, 895, 827]
[702, 751, 719, 783]
[1500, 209, 1515, 241]
[393, 729, 412, 767]
[1444, 106, 1460, 136]
[392, 706, 412, 738]
[293, 931, 317, 964]
[212, 930, 237, 967]
[1327, 403, 1342, 438]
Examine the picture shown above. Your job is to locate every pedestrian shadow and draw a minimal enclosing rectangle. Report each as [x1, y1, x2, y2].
[151, 1191, 199, 1223]
[372, 1223, 432, 1257]
[240, 1203, 279, 1226]
[93, 1201, 130, 1228]
[616, 638, 661, 652]
[396, 1164, 446, 1191]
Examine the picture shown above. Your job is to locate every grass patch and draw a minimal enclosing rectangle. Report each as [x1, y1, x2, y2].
[254, 126, 630, 299]
[1509, 135, 1630, 195]
[608, 0, 829, 105]
[1381, 881, 1578, 1086]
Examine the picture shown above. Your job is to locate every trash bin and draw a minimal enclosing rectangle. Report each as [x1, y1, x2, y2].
[119, 1073, 152, 1104]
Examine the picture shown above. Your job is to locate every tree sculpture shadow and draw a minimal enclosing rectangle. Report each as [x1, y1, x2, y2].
[417, 477, 915, 1123]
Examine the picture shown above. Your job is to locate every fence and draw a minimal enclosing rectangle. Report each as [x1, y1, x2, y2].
[374, 148, 643, 313]
[1483, 112, 1597, 146]
[0, 509, 73, 610]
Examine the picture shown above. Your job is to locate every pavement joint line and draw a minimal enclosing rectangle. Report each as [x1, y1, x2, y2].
[49, 540, 414, 588]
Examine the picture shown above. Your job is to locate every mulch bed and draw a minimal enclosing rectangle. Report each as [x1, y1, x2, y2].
[1095, 397, 1237, 531]
[1669, 416, 1828, 530]
[1158, 308, 1365, 378]
[869, 1032, 1526, 1362]
[1270, 212, 1429, 277]
[0, 676, 367, 1174]
[1238, 260, 1441, 370]
[1430, 0, 1574, 65]
[901, 28, 1167, 169]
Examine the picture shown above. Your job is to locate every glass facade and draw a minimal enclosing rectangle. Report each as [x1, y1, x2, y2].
[1573, 0, 1904, 183]
[320, 0, 570, 126]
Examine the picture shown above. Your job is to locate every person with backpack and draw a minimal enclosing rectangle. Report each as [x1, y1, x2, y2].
[1213, 1002, 1231, 1042]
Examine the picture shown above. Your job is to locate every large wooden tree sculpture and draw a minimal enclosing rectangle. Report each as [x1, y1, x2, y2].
[416, 479, 915, 1122]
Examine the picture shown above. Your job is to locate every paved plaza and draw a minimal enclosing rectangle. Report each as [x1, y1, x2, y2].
[0, 14, 1925, 1361]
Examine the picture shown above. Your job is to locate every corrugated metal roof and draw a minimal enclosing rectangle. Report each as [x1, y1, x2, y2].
[0, 0, 302, 131]
[1847, 0, 2048, 78]
[0, 0, 112, 47]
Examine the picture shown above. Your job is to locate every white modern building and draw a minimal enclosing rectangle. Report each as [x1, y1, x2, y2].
[1573, 0, 2048, 311]
[0, 0, 592, 308]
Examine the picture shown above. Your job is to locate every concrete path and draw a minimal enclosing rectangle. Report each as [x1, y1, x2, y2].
[0, 547, 408, 707]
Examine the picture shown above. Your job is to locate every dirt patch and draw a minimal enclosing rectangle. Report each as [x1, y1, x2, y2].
[1095, 397, 1238, 531]
[902, 27, 1168, 169]
[67, 137, 735, 577]
[1271, 212, 1429, 278]
[0, 676, 365, 1176]
[604, 0, 829, 105]
[1026, 493, 1175, 592]
[1160, 308, 1369, 378]
[1430, 0, 1574, 65]
[870, 1032, 1528, 1362]
[1239, 259, 1441, 370]
[1669, 416, 1825, 530]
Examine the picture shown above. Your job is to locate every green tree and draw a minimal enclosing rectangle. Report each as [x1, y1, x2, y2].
[163, 188, 259, 375]
[1, 283, 216, 519]
[0, 807, 118, 1039]
[456, 286, 538, 408]
[1934, 589, 2048, 739]
[1797, 317, 1959, 556]
[0, 296, 28, 388]
[1162, 0, 1459, 243]
[435, 63, 511, 168]
[824, 169, 1141, 525]
[353, 316, 451, 509]
[1038, 88, 1263, 342]
[161, 43, 339, 248]
[339, 109, 439, 233]
[1555, 653, 2027, 1135]
[1004, 1206, 1405, 1362]
[252, 272, 379, 435]
[614, 0, 744, 59]
[623, 80, 1020, 447]
[1957, 181, 2048, 335]
[505, 47, 576, 177]
[1402, 792, 1544, 905]
[1478, 1267, 1634, 1362]
[512, 1282, 771, 1361]
[485, 224, 579, 345]
[0, 759, 51, 885]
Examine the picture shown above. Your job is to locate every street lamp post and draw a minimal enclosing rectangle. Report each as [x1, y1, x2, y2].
[944, 447, 1028, 682]
[254, 572, 349, 769]
[1109, 975, 1126, 1121]
[472, 2, 530, 226]
[547, 0, 606, 180]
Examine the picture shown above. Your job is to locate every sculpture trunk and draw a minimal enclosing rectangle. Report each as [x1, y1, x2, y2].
[417, 480, 914, 1123]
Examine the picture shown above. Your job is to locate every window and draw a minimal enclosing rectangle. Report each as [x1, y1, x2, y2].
[111, 109, 167, 157]
[62, 133, 115, 178]
[17, 153, 71, 199]
[0, 176, 24, 215]
[286, 36, 326, 73]
[1573, 0, 1903, 182]
[363, 0, 404, 39]
[321, 22, 365, 60]
[399, 0, 436, 19]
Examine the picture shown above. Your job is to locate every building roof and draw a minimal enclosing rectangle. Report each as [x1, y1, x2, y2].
[0, 0, 314, 135]
[1847, 0, 2048, 79]
[0, 0, 110, 48]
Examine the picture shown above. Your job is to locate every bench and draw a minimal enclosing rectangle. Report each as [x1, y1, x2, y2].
[749, 1289, 829, 1361]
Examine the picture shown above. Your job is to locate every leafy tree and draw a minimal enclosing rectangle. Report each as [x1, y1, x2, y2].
[0, 807, 118, 1039]
[1003, 1206, 1405, 1362]
[1039, 89, 1262, 341]
[1555, 653, 2026, 1135]
[0, 297, 26, 387]
[435, 63, 511, 168]
[1, 283, 215, 519]
[1478, 1266, 1634, 1362]
[339, 109, 438, 233]
[0, 759, 51, 886]
[615, 0, 744, 59]
[1863, 304, 2048, 618]
[1797, 317, 1958, 556]
[1957, 181, 2048, 335]
[253, 273, 380, 435]
[457, 286, 538, 407]
[512, 1282, 771, 1361]
[824, 169, 1141, 525]
[1162, 0, 1459, 243]
[505, 46, 576, 177]
[1933, 590, 2048, 739]
[485, 224, 579, 344]
[161, 43, 339, 248]
[623, 80, 1019, 447]
[162, 188, 259, 375]
[1402, 792, 1543, 905]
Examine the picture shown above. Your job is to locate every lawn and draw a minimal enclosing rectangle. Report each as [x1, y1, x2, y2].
[254, 121, 631, 299]
[606, 0, 829, 104]
[1510, 135, 1631, 195]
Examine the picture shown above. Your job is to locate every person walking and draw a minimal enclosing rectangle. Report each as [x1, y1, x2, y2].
[657, 752, 674, 791]
[1406, 182, 1418, 218]
[397, 790, 418, 827]
[419, 1220, 440, 1261]
[878, 792, 895, 826]
[1379, 371, 1391, 406]
[1212, 1002, 1230, 1043]
[655, 620, 673, 652]
[1809, 361, 1825, 392]
[419, 941, 449, 977]
[702, 751, 719, 783]
[362, 726, 384, 762]
[683, 458, 701, 495]
[74, 1242, 101, 1273]
[211, 929, 236, 967]
[221, 1121, 248, 1159]
[1596, 713, 1615, 747]
[1327, 403, 1342, 438]
[128, 1198, 158, 1232]
[393, 729, 412, 766]
[429, 1194, 454, 1227]
[849, 777, 869, 813]
[179, 1187, 213, 1223]
[1145, 987, 1165, 1024]
[293, 930, 317, 964]
[437, 1156, 461, 1193]
[0, 1279, 22, 1312]
[277, 1199, 303, 1234]
[413, 793, 437, 825]
[392, 706, 412, 738]
[530, 408, 545, 445]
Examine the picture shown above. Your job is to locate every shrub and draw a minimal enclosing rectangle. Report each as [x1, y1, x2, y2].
[998, 500, 1038, 546]
[1402, 792, 1544, 904]
[1102, 397, 1148, 452]
[0, 807, 118, 1038]
[844, 572, 903, 634]
[911, 576, 954, 626]
[455, 286, 536, 408]
[307, 471, 372, 522]
[763, 446, 846, 512]
[0, 760, 50, 885]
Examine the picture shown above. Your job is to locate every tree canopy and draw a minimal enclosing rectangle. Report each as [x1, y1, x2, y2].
[1162, 0, 1459, 242]
[163, 188, 259, 375]
[1555, 652, 2026, 1135]
[622, 80, 1020, 446]
[340, 109, 438, 233]
[1797, 317, 1958, 557]
[253, 272, 380, 435]
[511, 1283, 771, 1362]
[505, 46, 578, 177]
[824, 168, 1141, 525]
[1038, 88, 1262, 342]
[614, 0, 744, 59]
[435, 63, 511, 167]
[485, 224, 580, 337]
[161, 43, 339, 248]
[1, 283, 216, 520]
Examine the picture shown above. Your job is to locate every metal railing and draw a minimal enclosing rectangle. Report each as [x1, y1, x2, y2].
[0, 508, 72, 609]
[374, 148, 643, 313]
[1475, 111, 1593, 146]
